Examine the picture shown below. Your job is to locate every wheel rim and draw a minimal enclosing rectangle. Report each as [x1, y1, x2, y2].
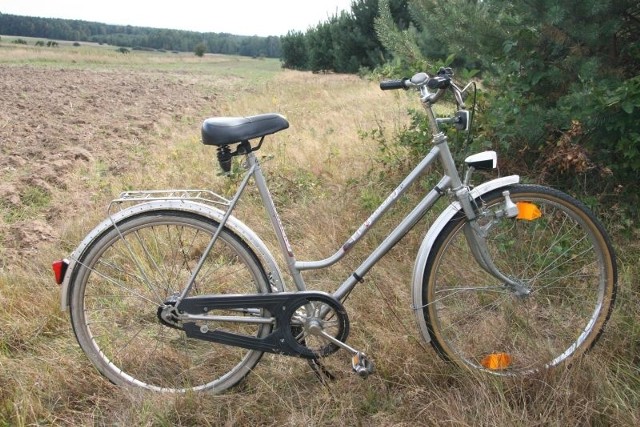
[72, 213, 269, 392]
[426, 190, 614, 374]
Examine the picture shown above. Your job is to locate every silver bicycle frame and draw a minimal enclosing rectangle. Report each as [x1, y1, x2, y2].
[178, 131, 469, 305]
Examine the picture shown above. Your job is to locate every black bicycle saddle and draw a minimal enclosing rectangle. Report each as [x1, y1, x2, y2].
[201, 113, 289, 146]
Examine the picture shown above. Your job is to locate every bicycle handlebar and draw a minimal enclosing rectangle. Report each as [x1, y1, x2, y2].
[379, 78, 410, 90]
[380, 68, 464, 107]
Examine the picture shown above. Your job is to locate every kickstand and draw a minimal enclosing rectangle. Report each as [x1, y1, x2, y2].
[308, 358, 336, 384]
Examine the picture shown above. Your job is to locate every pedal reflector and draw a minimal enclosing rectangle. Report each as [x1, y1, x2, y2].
[516, 202, 541, 220]
[481, 352, 512, 370]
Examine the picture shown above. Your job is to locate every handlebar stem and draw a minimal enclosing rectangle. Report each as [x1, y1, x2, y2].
[422, 99, 441, 136]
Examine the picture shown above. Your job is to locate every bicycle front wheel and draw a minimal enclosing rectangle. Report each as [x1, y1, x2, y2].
[422, 184, 617, 375]
[68, 210, 271, 393]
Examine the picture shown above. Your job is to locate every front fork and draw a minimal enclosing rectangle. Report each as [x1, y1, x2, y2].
[459, 188, 532, 297]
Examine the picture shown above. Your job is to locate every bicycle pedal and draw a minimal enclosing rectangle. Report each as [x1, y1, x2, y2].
[351, 352, 374, 378]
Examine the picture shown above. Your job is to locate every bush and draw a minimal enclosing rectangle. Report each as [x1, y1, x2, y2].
[194, 42, 206, 57]
[376, 0, 640, 225]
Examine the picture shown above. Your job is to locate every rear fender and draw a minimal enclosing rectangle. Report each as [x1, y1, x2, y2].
[411, 175, 520, 343]
[59, 200, 286, 310]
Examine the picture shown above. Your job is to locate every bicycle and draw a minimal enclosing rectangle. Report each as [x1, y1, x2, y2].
[52, 67, 617, 393]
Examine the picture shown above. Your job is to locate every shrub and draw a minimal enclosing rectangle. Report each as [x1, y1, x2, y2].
[194, 42, 206, 57]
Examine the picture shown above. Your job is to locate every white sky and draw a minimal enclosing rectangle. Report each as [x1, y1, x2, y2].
[0, 0, 355, 37]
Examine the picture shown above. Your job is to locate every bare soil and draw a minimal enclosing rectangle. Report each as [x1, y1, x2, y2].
[0, 65, 215, 268]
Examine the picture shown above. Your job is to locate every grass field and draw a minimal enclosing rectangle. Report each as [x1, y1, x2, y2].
[0, 38, 638, 426]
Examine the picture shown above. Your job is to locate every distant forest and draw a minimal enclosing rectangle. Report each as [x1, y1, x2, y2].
[0, 1, 412, 72]
[0, 13, 282, 58]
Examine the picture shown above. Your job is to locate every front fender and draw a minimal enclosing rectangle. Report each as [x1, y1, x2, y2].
[411, 175, 520, 343]
[60, 200, 286, 311]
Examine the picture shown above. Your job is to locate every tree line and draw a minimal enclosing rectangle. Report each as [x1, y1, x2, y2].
[0, 13, 281, 57]
[280, 0, 411, 73]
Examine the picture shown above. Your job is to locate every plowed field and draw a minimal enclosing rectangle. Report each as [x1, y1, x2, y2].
[0, 65, 215, 268]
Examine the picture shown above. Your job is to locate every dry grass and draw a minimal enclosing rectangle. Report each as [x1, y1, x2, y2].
[1, 41, 638, 426]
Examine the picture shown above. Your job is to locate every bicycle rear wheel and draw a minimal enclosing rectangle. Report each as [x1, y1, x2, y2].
[68, 210, 271, 392]
[422, 184, 617, 375]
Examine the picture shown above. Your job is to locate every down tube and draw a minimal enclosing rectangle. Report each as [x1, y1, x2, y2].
[333, 175, 451, 302]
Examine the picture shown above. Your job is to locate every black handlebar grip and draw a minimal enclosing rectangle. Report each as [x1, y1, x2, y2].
[380, 79, 408, 90]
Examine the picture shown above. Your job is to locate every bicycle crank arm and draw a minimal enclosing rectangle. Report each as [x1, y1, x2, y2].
[178, 291, 350, 358]
[313, 329, 375, 378]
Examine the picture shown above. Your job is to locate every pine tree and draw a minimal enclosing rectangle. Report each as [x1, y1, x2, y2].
[376, 0, 640, 217]
[280, 31, 309, 70]
[308, 22, 336, 72]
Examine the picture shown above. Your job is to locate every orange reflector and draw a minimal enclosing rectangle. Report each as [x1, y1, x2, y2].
[52, 259, 69, 285]
[516, 202, 541, 220]
[481, 352, 512, 370]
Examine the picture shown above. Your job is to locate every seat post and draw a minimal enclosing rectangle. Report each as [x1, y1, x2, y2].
[217, 146, 233, 173]
[248, 152, 307, 291]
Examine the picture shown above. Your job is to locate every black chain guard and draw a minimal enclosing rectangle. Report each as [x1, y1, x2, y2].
[178, 291, 349, 359]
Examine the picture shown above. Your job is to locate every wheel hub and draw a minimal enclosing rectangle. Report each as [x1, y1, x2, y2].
[157, 295, 181, 329]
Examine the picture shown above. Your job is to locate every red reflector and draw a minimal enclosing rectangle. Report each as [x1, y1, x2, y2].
[52, 259, 69, 285]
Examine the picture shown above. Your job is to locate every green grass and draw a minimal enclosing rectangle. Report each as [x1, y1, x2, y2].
[0, 186, 51, 224]
[0, 35, 281, 80]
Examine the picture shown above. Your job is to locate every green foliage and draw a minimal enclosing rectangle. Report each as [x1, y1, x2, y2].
[375, 0, 421, 65]
[280, 31, 307, 70]
[194, 42, 206, 57]
[592, 75, 640, 176]
[308, 21, 335, 72]
[375, 0, 640, 224]
[280, 0, 410, 73]
[396, 108, 431, 155]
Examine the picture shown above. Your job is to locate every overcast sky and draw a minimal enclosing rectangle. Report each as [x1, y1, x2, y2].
[0, 0, 355, 37]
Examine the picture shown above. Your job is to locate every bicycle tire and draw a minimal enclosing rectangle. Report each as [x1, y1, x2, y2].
[68, 210, 271, 393]
[422, 184, 617, 375]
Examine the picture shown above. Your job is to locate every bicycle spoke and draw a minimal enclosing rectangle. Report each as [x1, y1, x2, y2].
[423, 185, 615, 374]
[70, 211, 271, 392]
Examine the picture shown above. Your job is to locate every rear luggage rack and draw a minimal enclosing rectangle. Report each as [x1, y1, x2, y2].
[107, 189, 230, 215]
